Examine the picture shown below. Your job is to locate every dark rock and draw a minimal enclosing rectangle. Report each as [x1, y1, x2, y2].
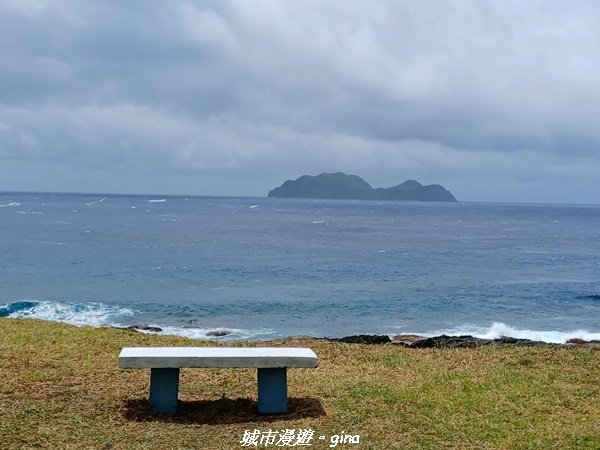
[126, 324, 162, 333]
[329, 334, 392, 344]
[206, 330, 232, 337]
[408, 334, 555, 348]
[392, 334, 423, 346]
[492, 336, 550, 347]
[321, 333, 578, 348]
[409, 335, 487, 348]
[268, 172, 457, 202]
[566, 338, 600, 347]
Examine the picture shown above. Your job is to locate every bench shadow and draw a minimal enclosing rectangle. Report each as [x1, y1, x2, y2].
[120, 397, 326, 424]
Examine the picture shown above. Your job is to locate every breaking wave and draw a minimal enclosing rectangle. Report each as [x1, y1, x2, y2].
[146, 326, 276, 341]
[0, 300, 275, 341]
[429, 322, 600, 344]
[2, 302, 598, 343]
[0, 300, 134, 326]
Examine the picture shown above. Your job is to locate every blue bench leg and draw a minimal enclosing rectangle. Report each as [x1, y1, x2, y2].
[257, 368, 287, 414]
[149, 368, 180, 414]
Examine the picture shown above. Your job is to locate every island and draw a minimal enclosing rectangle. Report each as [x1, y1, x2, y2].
[268, 172, 457, 202]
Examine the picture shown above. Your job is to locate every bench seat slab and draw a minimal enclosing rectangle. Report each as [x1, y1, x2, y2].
[119, 347, 318, 369]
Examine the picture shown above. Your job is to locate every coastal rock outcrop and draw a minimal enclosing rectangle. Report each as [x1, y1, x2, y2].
[409, 335, 487, 348]
[392, 334, 423, 346]
[326, 334, 393, 344]
[566, 338, 600, 347]
[268, 173, 457, 202]
[334, 334, 557, 348]
[206, 329, 232, 337]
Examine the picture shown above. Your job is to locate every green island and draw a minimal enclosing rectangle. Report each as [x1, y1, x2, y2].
[1, 318, 599, 449]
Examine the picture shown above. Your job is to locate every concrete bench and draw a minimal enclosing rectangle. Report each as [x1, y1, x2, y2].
[118, 347, 318, 415]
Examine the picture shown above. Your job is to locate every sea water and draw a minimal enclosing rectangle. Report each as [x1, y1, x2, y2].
[1, 192, 599, 342]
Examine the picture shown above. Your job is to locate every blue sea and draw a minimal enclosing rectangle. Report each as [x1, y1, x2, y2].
[1, 192, 599, 343]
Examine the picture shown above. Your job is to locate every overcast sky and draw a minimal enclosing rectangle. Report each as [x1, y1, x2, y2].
[1, 1, 599, 203]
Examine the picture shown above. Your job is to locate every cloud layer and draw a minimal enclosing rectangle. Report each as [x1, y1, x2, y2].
[1, 0, 599, 202]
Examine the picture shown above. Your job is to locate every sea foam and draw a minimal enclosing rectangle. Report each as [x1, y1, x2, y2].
[430, 322, 600, 343]
[2, 302, 599, 343]
[0, 300, 276, 341]
[147, 325, 276, 341]
[0, 300, 133, 327]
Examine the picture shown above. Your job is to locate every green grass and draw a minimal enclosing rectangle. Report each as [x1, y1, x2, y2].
[0, 318, 599, 449]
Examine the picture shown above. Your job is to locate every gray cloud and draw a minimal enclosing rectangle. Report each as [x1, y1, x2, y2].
[1, 0, 599, 202]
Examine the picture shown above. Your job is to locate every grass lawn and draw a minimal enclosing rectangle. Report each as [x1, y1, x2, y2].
[0, 318, 599, 449]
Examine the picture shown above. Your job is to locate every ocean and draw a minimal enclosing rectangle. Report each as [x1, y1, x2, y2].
[1, 192, 599, 343]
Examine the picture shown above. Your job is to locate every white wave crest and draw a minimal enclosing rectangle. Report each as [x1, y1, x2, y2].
[0, 201, 20, 207]
[6, 301, 134, 327]
[431, 322, 600, 343]
[4, 301, 275, 340]
[138, 325, 276, 341]
[148, 199, 166, 203]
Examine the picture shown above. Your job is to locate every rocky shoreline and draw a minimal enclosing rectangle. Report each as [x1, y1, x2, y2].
[119, 325, 600, 348]
[326, 334, 600, 348]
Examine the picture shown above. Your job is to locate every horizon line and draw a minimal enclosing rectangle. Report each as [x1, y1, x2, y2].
[1, 189, 599, 207]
